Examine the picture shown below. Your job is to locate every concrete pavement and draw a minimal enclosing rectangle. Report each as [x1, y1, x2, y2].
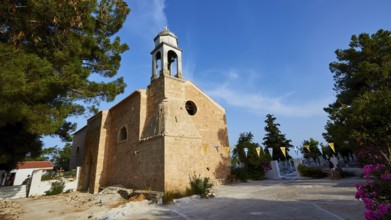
[128, 177, 365, 219]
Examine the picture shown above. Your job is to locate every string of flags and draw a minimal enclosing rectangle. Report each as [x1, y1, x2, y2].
[203, 145, 231, 154]
[201, 143, 336, 158]
[328, 142, 336, 153]
[280, 147, 287, 158]
[231, 142, 338, 159]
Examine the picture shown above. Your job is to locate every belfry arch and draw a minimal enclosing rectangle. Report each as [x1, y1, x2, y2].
[151, 27, 183, 81]
[154, 51, 162, 77]
[167, 50, 178, 76]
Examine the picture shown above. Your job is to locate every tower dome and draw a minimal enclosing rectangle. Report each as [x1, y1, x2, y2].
[151, 27, 183, 81]
[154, 27, 178, 47]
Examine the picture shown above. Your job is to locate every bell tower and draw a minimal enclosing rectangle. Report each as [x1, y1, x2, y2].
[151, 27, 183, 81]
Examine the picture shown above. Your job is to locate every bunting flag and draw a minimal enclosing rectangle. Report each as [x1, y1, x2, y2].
[256, 148, 261, 157]
[304, 145, 310, 152]
[329, 143, 336, 153]
[214, 145, 219, 151]
[268, 148, 273, 157]
[280, 147, 287, 158]
[204, 145, 208, 154]
[225, 146, 230, 154]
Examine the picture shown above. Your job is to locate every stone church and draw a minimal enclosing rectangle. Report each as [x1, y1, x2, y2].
[70, 28, 230, 193]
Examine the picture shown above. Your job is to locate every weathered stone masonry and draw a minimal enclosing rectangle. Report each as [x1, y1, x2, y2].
[71, 29, 230, 193]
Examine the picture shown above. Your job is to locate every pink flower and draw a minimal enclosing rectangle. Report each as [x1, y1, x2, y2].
[367, 204, 391, 220]
[355, 183, 366, 199]
[365, 210, 376, 220]
[380, 173, 391, 180]
[363, 165, 376, 179]
[357, 164, 391, 220]
[363, 164, 386, 179]
[363, 198, 374, 210]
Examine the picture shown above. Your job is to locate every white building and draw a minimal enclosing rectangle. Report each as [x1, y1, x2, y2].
[6, 161, 54, 186]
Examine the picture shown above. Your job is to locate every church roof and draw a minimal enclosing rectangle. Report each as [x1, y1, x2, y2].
[157, 29, 177, 38]
[154, 27, 177, 42]
[16, 161, 54, 170]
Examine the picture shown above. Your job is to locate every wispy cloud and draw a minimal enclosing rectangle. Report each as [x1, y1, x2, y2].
[201, 69, 332, 118]
[183, 61, 196, 81]
[125, 0, 167, 41]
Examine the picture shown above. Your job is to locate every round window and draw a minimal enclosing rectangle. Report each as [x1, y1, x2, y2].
[185, 101, 197, 116]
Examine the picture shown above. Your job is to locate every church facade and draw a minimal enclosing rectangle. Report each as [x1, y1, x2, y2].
[71, 29, 230, 193]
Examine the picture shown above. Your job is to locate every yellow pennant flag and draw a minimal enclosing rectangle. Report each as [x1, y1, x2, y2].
[256, 148, 260, 157]
[225, 146, 230, 154]
[329, 143, 336, 153]
[280, 147, 287, 158]
[304, 145, 311, 152]
[204, 145, 208, 154]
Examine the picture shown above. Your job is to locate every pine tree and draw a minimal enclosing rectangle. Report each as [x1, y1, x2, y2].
[232, 132, 268, 180]
[0, 0, 130, 170]
[300, 138, 322, 160]
[233, 132, 260, 169]
[324, 29, 391, 164]
[262, 114, 292, 160]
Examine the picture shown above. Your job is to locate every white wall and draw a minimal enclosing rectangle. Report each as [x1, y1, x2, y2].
[265, 160, 282, 179]
[28, 167, 80, 197]
[12, 168, 35, 185]
[11, 168, 52, 186]
[0, 170, 6, 186]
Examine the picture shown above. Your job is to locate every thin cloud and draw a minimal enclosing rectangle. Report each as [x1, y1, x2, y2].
[125, 0, 167, 41]
[183, 61, 196, 81]
[201, 69, 332, 118]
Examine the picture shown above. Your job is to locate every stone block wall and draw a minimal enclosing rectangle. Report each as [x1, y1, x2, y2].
[161, 77, 230, 192]
[137, 137, 165, 191]
[104, 91, 165, 190]
[184, 81, 230, 180]
[164, 137, 201, 191]
[70, 127, 86, 170]
[78, 111, 109, 194]
[76, 75, 230, 193]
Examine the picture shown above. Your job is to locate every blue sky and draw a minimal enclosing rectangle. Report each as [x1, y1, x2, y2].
[45, 0, 391, 157]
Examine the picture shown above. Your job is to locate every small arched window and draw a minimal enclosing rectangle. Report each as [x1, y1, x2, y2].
[76, 147, 80, 155]
[119, 127, 127, 141]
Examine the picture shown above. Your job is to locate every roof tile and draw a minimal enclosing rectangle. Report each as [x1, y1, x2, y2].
[16, 161, 54, 169]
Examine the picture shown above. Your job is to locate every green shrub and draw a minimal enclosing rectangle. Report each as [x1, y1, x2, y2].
[162, 191, 183, 205]
[297, 164, 327, 178]
[247, 169, 265, 180]
[41, 174, 53, 181]
[63, 169, 77, 178]
[189, 174, 213, 198]
[45, 181, 65, 196]
[231, 167, 249, 182]
[231, 167, 265, 181]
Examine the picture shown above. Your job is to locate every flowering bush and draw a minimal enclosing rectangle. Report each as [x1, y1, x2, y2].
[356, 146, 386, 167]
[355, 164, 391, 220]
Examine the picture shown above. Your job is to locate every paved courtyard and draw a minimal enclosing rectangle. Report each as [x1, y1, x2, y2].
[1, 177, 365, 219]
[134, 177, 365, 220]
